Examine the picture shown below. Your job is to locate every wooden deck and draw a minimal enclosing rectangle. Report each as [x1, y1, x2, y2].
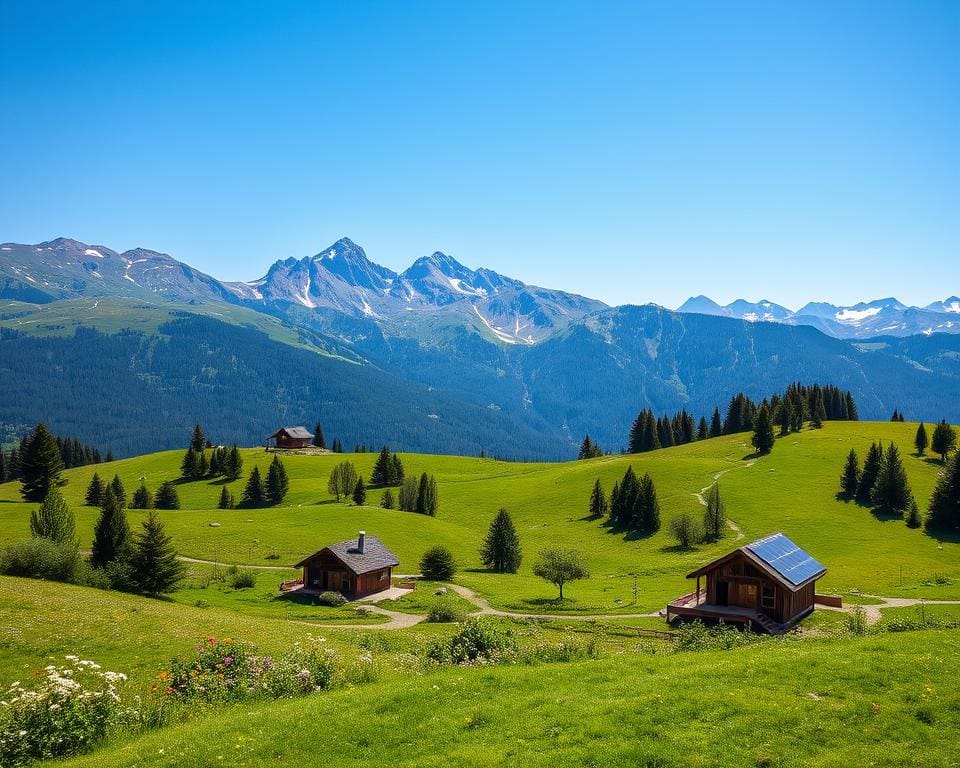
[665, 591, 791, 634]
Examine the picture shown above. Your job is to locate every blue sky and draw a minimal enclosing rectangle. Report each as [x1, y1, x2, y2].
[1, 2, 957, 309]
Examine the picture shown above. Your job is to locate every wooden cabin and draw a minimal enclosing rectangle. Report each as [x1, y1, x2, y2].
[292, 532, 400, 599]
[267, 426, 313, 449]
[666, 532, 826, 634]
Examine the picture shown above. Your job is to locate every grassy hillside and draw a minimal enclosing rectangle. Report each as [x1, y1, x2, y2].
[0, 421, 955, 614]
[60, 628, 960, 768]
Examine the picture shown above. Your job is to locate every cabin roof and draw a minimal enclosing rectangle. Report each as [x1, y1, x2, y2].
[293, 535, 400, 575]
[268, 426, 313, 440]
[686, 532, 826, 591]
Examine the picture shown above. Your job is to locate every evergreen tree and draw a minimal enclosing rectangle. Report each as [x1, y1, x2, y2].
[703, 483, 726, 541]
[609, 480, 622, 523]
[180, 448, 198, 479]
[425, 476, 438, 516]
[840, 449, 860, 498]
[415, 473, 429, 514]
[0, 450, 7, 484]
[85, 472, 105, 506]
[371, 446, 392, 485]
[18, 424, 65, 503]
[390, 454, 405, 485]
[190, 423, 206, 453]
[697, 417, 709, 441]
[915, 423, 929, 456]
[196, 451, 209, 478]
[657, 416, 675, 448]
[637, 472, 661, 533]
[419, 545, 457, 581]
[750, 405, 775, 456]
[480, 508, 522, 573]
[130, 511, 185, 595]
[240, 466, 266, 507]
[352, 476, 367, 506]
[218, 486, 234, 510]
[91, 487, 130, 569]
[905, 497, 922, 529]
[871, 443, 911, 516]
[709, 408, 723, 438]
[775, 402, 791, 437]
[154, 481, 180, 510]
[30, 484, 75, 543]
[131, 481, 154, 510]
[398, 475, 419, 511]
[628, 415, 644, 454]
[265, 455, 289, 505]
[225, 446, 243, 481]
[857, 442, 883, 503]
[891, 409, 900, 422]
[332, 438, 343, 453]
[612, 467, 639, 527]
[380, 488, 395, 509]
[845, 392, 859, 420]
[110, 474, 127, 508]
[579, 434, 602, 459]
[208, 448, 221, 477]
[811, 392, 826, 428]
[931, 420, 957, 464]
[927, 451, 960, 531]
[313, 423, 327, 449]
[588, 478, 607, 518]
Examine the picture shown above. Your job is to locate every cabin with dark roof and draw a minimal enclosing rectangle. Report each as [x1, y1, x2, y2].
[291, 532, 400, 598]
[267, 426, 313, 449]
[666, 532, 827, 634]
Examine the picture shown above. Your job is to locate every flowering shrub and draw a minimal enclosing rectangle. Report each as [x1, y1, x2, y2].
[0, 657, 127, 766]
[257, 639, 338, 698]
[673, 620, 760, 651]
[427, 618, 516, 665]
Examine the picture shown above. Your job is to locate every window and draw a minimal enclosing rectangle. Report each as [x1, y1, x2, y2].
[761, 583, 775, 609]
[379, 570, 387, 581]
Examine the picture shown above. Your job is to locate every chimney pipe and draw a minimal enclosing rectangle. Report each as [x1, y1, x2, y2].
[358, 531, 366, 553]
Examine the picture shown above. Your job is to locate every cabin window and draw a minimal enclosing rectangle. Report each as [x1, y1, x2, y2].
[761, 583, 775, 609]
[341, 575, 351, 592]
[379, 571, 387, 581]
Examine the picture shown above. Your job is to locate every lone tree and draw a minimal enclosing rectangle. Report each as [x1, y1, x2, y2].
[30, 484, 75, 544]
[915, 423, 929, 456]
[931, 420, 957, 464]
[190, 423, 206, 453]
[857, 442, 883, 503]
[130, 510, 185, 595]
[224, 446, 244, 481]
[578, 435, 603, 460]
[926, 451, 960, 531]
[265, 455, 289, 505]
[371, 447, 395, 486]
[419, 545, 457, 581]
[905, 497, 923, 529]
[588, 478, 608, 518]
[241, 466, 266, 507]
[85, 472, 105, 506]
[702, 483, 726, 540]
[637, 472, 661, 533]
[481, 508, 522, 573]
[110, 475, 127, 508]
[751, 405, 776, 456]
[871, 443, 912, 517]
[155, 481, 181, 510]
[380, 488, 395, 509]
[131, 481, 154, 510]
[839, 449, 861, 498]
[327, 461, 358, 502]
[669, 510, 703, 549]
[91, 486, 130, 569]
[352, 476, 367, 506]
[313, 423, 327, 449]
[218, 486, 234, 510]
[19, 424, 65, 502]
[533, 547, 590, 600]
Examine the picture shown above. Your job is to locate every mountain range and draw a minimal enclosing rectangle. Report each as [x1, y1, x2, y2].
[2, 236, 959, 458]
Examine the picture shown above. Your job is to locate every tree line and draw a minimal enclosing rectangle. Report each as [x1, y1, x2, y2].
[1, 424, 112, 492]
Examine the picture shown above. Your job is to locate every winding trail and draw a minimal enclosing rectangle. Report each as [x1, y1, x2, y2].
[817, 595, 960, 625]
[692, 461, 754, 541]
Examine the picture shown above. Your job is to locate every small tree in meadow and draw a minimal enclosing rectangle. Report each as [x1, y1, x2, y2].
[380, 488, 395, 509]
[130, 510, 184, 595]
[481, 509, 522, 573]
[871, 443, 911, 517]
[218, 486, 234, 510]
[669, 511, 703, 549]
[241, 466, 266, 507]
[265, 455, 289, 505]
[588, 478, 607, 518]
[751, 405, 776, 456]
[29, 484, 75, 544]
[84, 472, 105, 506]
[905, 497, 923, 529]
[915, 423, 928, 456]
[327, 461, 358, 502]
[131, 481, 154, 510]
[420, 545, 457, 581]
[702, 483, 726, 540]
[931, 420, 957, 464]
[155, 481, 181, 510]
[352, 476, 367, 506]
[926, 451, 960, 531]
[839, 449, 860, 498]
[18, 423, 65, 503]
[857, 442, 883, 503]
[109, 475, 127, 508]
[91, 487, 130, 569]
[532, 547, 590, 600]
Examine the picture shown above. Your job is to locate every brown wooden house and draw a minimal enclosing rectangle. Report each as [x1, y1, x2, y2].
[267, 426, 313, 449]
[292, 532, 400, 599]
[666, 532, 826, 634]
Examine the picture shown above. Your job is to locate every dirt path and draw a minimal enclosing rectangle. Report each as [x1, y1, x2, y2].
[446, 583, 662, 622]
[692, 461, 754, 541]
[818, 595, 960, 625]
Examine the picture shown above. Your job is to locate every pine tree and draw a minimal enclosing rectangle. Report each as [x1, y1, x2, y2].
[7, 447, 19, 480]
[190, 423, 206, 453]
[811, 392, 826, 428]
[857, 442, 883, 503]
[845, 392, 859, 420]
[313, 423, 327, 449]
[415, 473, 429, 514]
[196, 451, 209, 478]
[218, 486, 235, 510]
[703, 483, 726, 541]
[225, 446, 244, 481]
[0, 450, 7, 484]
[588, 478, 607, 518]
[871, 443, 911, 516]
[927, 451, 960, 530]
[91, 487, 130, 569]
[905, 497, 922, 529]
[241, 466, 266, 507]
[265, 455, 289, 505]
[180, 448, 198, 479]
[332, 438, 343, 453]
[18, 424, 65, 502]
[380, 488, 395, 509]
[371, 446, 392, 485]
[208, 448, 221, 477]
[628, 415, 645, 454]
[931, 420, 957, 464]
[480, 508, 522, 573]
[612, 467, 639, 527]
[30, 484, 75, 543]
[390, 454, 405, 485]
[609, 480, 622, 522]
[425, 476, 438, 516]
[154, 481, 180, 510]
[352, 476, 367, 506]
[915, 423, 929, 456]
[840, 449, 860, 498]
[85, 473, 105, 506]
[131, 481, 154, 510]
[891, 409, 900, 422]
[130, 511, 185, 595]
[637, 472, 661, 533]
[709, 408, 723, 438]
[579, 434, 600, 459]
[110, 475, 127, 508]
[697, 417, 709, 441]
[751, 404, 775, 456]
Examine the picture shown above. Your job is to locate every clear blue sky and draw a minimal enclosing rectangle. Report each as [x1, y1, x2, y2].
[1, 2, 957, 309]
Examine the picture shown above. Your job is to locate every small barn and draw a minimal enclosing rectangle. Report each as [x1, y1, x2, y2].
[267, 426, 313, 449]
[293, 532, 400, 599]
[666, 532, 826, 634]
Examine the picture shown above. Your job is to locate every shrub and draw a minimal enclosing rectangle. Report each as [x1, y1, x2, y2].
[419, 545, 457, 580]
[669, 510, 703, 549]
[519, 634, 602, 664]
[0, 538, 83, 584]
[228, 570, 257, 589]
[315, 591, 347, 607]
[426, 598, 465, 623]
[427, 618, 515, 665]
[0, 657, 127, 766]
[166, 637, 253, 702]
[846, 605, 869, 636]
[256, 640, 338, 698]
[674, 620, 758, 651]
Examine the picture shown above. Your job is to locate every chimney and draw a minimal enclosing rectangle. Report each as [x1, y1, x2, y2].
[357, 531, 366, 553]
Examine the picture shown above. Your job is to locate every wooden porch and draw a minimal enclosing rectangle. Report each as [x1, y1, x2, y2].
[665, 590, 792, 634]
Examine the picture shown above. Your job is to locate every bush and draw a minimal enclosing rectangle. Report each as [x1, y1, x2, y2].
[228, 570, 257, 589]
[315, 591, 347, 607]
[0, 657, 127, 766]
[426, 598, 465, 623]
[669, 511, 703, 549]
[427, 618, 515, 665]
[846, 605, 869, 636]
[419, 545, 457, 581]
[166, 637, 253, 702]
[0, 538, 84, 584]
[674, 620, 758, 651]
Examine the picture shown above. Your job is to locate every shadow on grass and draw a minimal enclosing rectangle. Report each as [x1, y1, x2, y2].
[923, 526, 960, 544]
[922, 457, 949, 467]
[869, 507, 905, 523]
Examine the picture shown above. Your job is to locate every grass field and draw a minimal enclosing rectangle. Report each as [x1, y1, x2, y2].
[0, 421, 956, 616]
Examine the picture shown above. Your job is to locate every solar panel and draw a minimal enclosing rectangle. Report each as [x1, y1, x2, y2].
[746, 533, 825, 587]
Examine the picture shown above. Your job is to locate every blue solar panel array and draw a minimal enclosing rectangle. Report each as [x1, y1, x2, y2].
[746, 533, 825, 587]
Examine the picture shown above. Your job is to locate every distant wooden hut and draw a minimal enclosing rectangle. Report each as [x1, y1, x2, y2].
[267, 426, 313, 449]
[292, 532, 400, 598]
[666, 532, 826, 634]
